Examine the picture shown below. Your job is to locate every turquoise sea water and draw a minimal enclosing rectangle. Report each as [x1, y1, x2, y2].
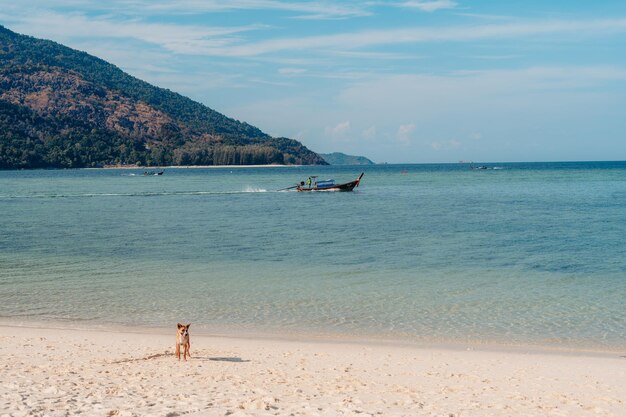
[1, 162, 625, 349]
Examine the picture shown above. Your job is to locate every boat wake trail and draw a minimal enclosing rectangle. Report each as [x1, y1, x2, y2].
[0, 189, 271, 199]
[242, 187, 267, 193]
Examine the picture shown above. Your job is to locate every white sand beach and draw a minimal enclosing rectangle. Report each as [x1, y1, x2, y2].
[99, 165, 295, 169]
[1, 324, 624, 417]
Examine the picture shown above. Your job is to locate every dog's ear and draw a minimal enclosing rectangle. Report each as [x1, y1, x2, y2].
[177, 323, 183, 329]
[186, 323, 191, 328]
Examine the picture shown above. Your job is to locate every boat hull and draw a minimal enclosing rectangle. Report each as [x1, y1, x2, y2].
[296, 173, 363, 192]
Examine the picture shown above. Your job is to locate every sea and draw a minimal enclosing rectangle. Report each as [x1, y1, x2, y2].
[1, 162, 625, 350]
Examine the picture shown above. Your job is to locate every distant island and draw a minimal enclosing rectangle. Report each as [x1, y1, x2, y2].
[320, 152, 375, 165]
[0, 25, 327, 169]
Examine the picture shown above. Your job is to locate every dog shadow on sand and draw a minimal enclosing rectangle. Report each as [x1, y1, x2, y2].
[195, 356, 250, 363]
[110, 351, 250, 364]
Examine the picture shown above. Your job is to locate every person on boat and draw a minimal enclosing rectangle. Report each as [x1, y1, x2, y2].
[306, 177, 312, 189]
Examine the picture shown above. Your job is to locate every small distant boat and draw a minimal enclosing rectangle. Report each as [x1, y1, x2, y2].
[469, 164, 504, 171]
[278, 173, 364, 192]
[143, 170, 164, 176]
[469, 163, 489, 170]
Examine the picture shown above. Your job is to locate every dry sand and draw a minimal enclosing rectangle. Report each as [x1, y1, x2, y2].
[1, 324, 624, 417]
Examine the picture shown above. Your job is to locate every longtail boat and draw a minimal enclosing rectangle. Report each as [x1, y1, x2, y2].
[279, 173, 364, 192]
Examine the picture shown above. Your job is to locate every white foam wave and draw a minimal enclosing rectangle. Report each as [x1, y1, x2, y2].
[242, 186, 267, 193]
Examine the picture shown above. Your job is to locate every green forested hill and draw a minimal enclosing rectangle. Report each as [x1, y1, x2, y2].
[0, 25, 327, 168]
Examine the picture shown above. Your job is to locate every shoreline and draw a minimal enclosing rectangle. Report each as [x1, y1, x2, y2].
[2, 322, 625, 416]
[96, 164, 299, 169]
[2, 318, 623, 359]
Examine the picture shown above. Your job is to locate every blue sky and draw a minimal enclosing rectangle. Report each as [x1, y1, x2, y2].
[2, 1, 626, 162]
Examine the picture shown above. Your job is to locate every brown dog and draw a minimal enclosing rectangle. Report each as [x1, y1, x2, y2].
[176, 323, 191, 361]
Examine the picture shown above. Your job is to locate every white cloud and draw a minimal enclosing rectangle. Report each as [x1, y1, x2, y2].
[362, 126, 377, 139]
[397, 1, 458, 12]
[325, 121, 351, 138]
[329, 50, 417, 60]
[337, 67, 626, 114]
[431, 139, 461, 150]
[0, 0, 450, 21]
[397, 123, 416, 144]
[2, 11, 267, 55]
[454, 13, 515, 21]
[218, 66, 626, 162]
[324, 65, 626, 161]
[6, 7, 626, 59]
[199, 18, 626, 57]
[467, 54, 522, 60]
[124, 0, 371, 20]
[278, 67, 307, 75]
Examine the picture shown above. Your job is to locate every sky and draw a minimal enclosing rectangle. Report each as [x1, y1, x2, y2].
[2, 1, 626, 163]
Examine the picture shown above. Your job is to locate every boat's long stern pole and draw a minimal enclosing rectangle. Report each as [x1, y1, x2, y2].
[356, 172, 364, 188]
